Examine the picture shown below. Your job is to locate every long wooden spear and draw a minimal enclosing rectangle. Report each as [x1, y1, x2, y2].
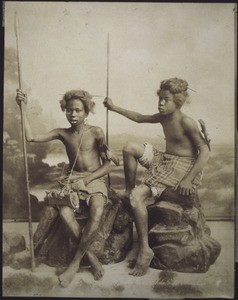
[106, 33, 110, 145]
[14, 12, 35, 271]
[106, 33, 111, 187]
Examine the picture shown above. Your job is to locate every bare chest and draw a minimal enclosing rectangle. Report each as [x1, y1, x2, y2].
[162, 122, 187, 144]
[62, 131, 96, 153]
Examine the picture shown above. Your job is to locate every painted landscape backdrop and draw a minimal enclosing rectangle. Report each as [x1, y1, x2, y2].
[3, 47, 235, 220]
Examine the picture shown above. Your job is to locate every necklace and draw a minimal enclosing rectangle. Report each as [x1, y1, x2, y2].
[66, 124, 86, 184]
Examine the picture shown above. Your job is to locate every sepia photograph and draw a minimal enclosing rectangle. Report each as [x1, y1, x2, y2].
[2, 1, 236, 298]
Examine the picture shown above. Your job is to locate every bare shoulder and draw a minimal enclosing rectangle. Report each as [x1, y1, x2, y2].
[49, 127, 65, 138]
[55, 127, 74, 139]
[149, 112, 162, 123]
[86, 125, 105, 138]
[181, 115, 199, 132]
[56, 127, 71, 136]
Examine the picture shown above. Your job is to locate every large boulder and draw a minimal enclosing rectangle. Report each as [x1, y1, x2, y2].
[3, 232, 26, 254]
[3, 232, 26, 266]
[35, 190, 133, 267]
[148, 189, 221, 273]
[151, 235, 221, 273]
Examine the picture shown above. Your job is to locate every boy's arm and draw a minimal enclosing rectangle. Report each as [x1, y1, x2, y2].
[83, 127, 111, 186]
[16, 89, 61, 142]
[177, 118, 210, 196]
[104, 97, 161, 123]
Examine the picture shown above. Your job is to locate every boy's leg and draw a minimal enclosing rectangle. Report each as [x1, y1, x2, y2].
[58, 195, 105, 287]
[59, 205, 105, 280]
[59, 206, 82, 240]
[129, 184, 154, 276]
[33, 206, 59, 255]
[122, 141, 145, 196]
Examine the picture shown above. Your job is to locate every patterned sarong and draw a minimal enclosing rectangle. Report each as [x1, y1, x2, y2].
[139, 143, 203, 197]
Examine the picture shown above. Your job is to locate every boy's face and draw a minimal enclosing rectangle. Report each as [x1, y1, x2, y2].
[158, 90, 177, 115]
[65, 99, 88, 126]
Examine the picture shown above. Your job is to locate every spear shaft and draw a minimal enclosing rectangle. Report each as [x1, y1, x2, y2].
[106, 33, 109, 145]
[15, 12, 35, 271]
[106, 33, 111, 187]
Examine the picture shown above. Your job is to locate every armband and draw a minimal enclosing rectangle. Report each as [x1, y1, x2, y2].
[102, 144, 120, 166]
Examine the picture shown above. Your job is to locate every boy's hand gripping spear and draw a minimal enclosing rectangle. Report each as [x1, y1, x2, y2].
[14, 12, 36, 271]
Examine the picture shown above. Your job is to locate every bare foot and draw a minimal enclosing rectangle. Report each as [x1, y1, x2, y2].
[127, 259, 136, 269]
[87, 251, 105, 280]
[58, 264, 78, 287]
[91, 262, 105, 280]
[129, 248, 154, 277]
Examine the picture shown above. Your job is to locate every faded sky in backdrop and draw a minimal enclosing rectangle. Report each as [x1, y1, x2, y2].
[4, 2, 235, 144]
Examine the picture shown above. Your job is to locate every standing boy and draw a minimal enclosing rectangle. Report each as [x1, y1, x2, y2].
[103, 77, 210, 276]
[16, 89, 111, 287]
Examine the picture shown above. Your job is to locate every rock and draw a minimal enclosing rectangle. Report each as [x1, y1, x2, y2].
[107, 188, 133, 233]
[204, 223, 211, 236]
[10, 250, 32, 270]
[148, 201, 184, 229]
[182, 207, 205, 238]
[151, 239, 211, 273]
[30, 194, 45, 219]
[151, 234, 221, 273]
[149, 224, 194, 248]
[148, 188, 221, 273]
[35, 196, 132, 267]
[3, 232, 26, 254]
[88, 235, 106, 258]
[202, 234, 221, 265]
[34, 206, 59, 256]
[100, 226, 133, 264]
[113, 205, 133, 233]
[3, 234, 13, 266]
[3, 232, 26, 266]
[36, 217, 81, 267]
[158, 188, 197, 209]
[3, 234, 10, 257]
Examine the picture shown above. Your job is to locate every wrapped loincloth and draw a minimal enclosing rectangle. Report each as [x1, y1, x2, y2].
[58, 171, 109, 206]
[139, 143, 203, 197]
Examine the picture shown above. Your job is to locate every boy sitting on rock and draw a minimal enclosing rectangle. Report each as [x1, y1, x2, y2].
[103, 77, 210, 277]
[16, 89, 112, 287]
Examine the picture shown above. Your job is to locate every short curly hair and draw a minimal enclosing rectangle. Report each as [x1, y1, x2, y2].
[157, 78, 189, 108]
[60, 90, 95, 114]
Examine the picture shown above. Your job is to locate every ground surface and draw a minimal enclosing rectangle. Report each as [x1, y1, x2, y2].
[2, 221, 235, 298]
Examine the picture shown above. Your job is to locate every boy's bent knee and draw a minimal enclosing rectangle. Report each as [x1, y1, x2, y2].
[59, 206, 74, 219]
[123, 141, 144, 158]
[89, 195, 105, 220]
[89, 195, 105, 209]
[123, 141, 135, 152]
